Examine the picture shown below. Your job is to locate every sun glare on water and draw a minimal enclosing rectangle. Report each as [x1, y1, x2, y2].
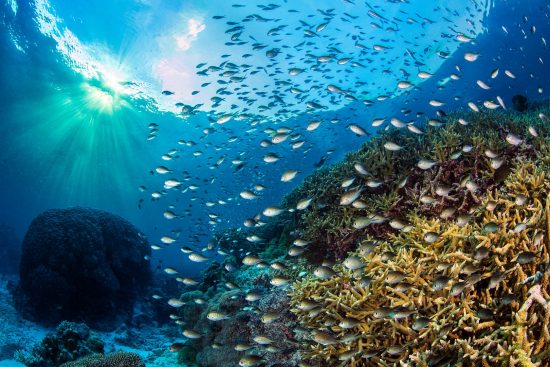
[83, 84, 115, 112]
[82, 71, 131, 115]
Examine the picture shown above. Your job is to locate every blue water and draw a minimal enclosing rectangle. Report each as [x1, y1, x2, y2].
[0, 0, 549, 363]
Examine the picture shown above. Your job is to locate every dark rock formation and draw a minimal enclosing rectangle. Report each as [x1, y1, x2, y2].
[0, 224, 21, 274]
[15, 207, 151, 328]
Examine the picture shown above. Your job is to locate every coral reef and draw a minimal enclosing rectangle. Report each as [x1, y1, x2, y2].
[276, 104, 550, 262]
[15, 321, 104, 367]
[190, 103, 550, 367]
[290, 156, 550, 365]
[58, 352, 145, 367]
[213, 215, 296, 264]
[176, 344, 200, 366]
[175, 272, 301, 366]
[0, 223, 21, 274]
[14, 207, 151, 329]
[286, 109, 550, 365]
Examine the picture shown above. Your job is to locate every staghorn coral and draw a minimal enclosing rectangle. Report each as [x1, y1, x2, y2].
[289, 153, 550, 366]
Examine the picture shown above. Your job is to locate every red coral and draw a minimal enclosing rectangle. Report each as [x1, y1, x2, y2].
[282, 327, 294, 339]
[326, 232, 357, 260]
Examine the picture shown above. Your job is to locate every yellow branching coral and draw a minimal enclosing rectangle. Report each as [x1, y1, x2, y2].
[289, 155, 550, 367]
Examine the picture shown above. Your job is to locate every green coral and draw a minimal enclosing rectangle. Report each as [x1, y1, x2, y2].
[176, 344, 199, 366]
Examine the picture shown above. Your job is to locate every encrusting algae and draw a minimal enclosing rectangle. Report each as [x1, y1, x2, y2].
[179, 103, 550, 367]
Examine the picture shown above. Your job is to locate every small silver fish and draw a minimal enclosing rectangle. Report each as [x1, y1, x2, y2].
[239, 355, 263, 367]
[450, 281, 467, 296]
[488, 271, 506, 289]
[297, 300, 320, 311]
[424, 232, 439, 243]
[513, 222, 527, 233]
[474, 247, 490, 260]
[358, 276, 373, 288]
[183, 329, 201, 339]
[168, 298, 185, 308]
[432, 275, 451, 291]
[261, 312, 282, 324]
[358, 241, 378, 256]
[515, 194, 528, 206]
[340, 188, 363, 205]
[505, 133, 523, 146]
[417, 158, 437, 170]
[386, 270, 406, 285]
[189, 252, 208, 262]
[312, 330, 338, 345]
[483, 222, 499, 233]
[234, 343, 254, 351]
[384, 142, 403, 151]
[456, 214, 472, 227]
[343, 255, 364, 270]
[339, 317, 360, 329]
[372, 306, 393, 319]
[515, 251, 536, 264]
[207, 311, 230, 321]
[420, 195, 436, 204]
[270, 276, 290, 287]
[253, 335, 274, 345]
[412, 316, 431, 331]
[314, 266, 337, 279]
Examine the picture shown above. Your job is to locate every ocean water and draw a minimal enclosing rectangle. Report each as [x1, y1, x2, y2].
[0, 0, 549, 366]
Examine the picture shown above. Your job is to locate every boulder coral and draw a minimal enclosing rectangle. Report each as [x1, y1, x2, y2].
[15, 207, 151, 329]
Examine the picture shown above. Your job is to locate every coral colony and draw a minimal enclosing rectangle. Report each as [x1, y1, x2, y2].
[176, 105, 550, 366]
